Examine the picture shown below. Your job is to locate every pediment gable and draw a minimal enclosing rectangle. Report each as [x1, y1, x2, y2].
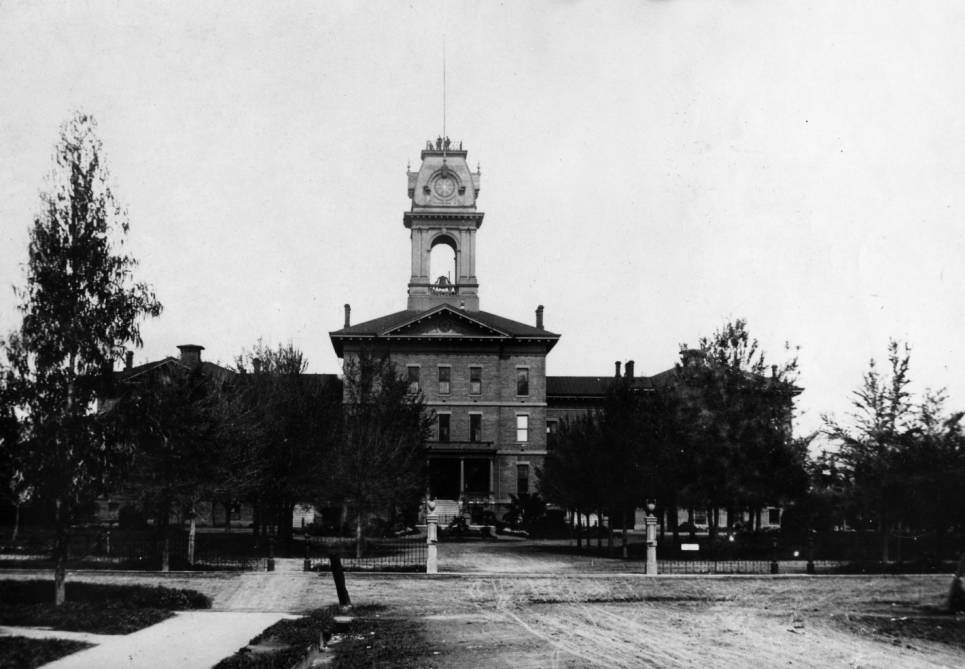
[382, 307, 508, 338]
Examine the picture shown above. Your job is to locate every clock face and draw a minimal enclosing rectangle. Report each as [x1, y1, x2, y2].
[433, 176, 456, 199]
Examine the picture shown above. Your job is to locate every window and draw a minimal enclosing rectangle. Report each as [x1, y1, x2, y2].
[516, 414, 529, 442]
[469, 413, 482, 442]
[516, 367, 529, 396]
[407, 366, 420, 393]
[438, 366, 451, 394]
[693, 510, 708, 525]
[768, 508, 781, 525]
[438, 414, 450, 441]
[517, 464, 530, 495]
[546, 420, 558, 435]
[469, 366, 482, 395]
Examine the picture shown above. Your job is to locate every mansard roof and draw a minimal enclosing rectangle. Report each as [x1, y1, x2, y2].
[329, 304, 560, 356]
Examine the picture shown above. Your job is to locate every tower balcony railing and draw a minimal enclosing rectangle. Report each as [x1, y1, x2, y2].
[429, 283, 457, 295]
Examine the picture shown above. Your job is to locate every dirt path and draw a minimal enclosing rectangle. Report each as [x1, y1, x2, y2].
[3, 560, 963, 668]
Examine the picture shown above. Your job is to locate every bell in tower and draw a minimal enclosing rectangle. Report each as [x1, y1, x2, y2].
[405, 138, 483, 311]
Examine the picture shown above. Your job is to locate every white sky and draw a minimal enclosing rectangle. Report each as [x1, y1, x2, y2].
[2, 1, 964, 435]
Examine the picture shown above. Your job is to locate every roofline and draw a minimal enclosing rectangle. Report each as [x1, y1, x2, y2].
[379, 304, 510, 337]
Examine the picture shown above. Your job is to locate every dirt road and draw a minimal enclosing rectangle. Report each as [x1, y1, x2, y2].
[4, 545, 964, 668]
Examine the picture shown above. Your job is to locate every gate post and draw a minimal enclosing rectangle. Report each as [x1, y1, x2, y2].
[426, 499, 438, 575]
[645, 500, 658, 575]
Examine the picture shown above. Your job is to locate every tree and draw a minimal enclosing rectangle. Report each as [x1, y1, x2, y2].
[115, 365, 227, 569]
[541, 410, 604, 551]
[3, 113, 161, 604]
[331, 350, 432, 557]
[233, 341, 341, 546]
[824, 340, 914, 561]
[674, 319, 804, 539]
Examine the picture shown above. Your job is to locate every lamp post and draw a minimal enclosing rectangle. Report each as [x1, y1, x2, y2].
[645, 499, 658, 575]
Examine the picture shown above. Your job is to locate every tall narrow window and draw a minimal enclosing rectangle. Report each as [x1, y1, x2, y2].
[516, 414, 529, 442]
[517, 464, 530, 495]
[438, 414, 450, 441]
[438, 366, 451, 394]
[516, 367, 529, 396]
[469, 413, 482, 442]
[407, 366, 420, 393]
[469, 366, 482, 395]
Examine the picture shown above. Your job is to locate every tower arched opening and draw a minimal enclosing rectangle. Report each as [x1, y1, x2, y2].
[429, 235, 457, 294]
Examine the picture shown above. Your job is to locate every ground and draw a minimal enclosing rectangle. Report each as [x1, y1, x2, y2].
[2, 541, 964, 668]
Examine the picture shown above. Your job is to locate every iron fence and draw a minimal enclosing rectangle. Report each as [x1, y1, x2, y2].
[305, 536, 426, 572]
[0, 528, 269, 571]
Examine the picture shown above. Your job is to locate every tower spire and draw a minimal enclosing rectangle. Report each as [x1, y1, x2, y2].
[442, 34, 447, 152]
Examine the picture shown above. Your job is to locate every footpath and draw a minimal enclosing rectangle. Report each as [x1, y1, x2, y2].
[2, 558, 322, 668]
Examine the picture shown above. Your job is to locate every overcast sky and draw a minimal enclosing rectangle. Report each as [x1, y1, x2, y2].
[2, 1, 964, 434]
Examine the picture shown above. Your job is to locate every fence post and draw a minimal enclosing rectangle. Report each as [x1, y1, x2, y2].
[426, 499, 438, 575]
[770, 537, 779, 574]
[304, 536, 311, 572]
[645, 504, 658, 575]
[267, 536, 275, 572]
[806, 532, 815, 574]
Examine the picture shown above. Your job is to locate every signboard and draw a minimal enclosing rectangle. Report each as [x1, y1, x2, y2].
[681, 543, 700, 552]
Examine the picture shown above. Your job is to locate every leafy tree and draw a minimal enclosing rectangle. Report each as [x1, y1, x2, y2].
[233, 342, 341, 546]
[674, 319, 804, 539]
[541, 411, 605, 550]
[2, 113, 161, 604]
[331, 350, 432, 557]
[114, 365, 227, 569]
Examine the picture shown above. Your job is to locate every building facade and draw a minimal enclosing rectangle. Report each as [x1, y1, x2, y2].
[329, 139, 559, 517]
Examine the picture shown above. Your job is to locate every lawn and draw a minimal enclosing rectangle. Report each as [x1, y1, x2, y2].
[0, 580, 211, 634]
[0, 637, 93, 669]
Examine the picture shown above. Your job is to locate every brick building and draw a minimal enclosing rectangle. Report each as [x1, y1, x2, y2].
[329, 139, 559, 517]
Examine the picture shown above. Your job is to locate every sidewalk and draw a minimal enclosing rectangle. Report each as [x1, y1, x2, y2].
[36, 611, 296, 669]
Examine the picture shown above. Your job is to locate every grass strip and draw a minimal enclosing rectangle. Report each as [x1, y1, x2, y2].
[0, 580, 211, 634]
[330, 614, 440, 669]
[214, 607, 337, 669]
[0, 636, 93, 669]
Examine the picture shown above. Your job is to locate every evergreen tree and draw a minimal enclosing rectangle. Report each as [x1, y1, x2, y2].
[3, 112, 161, 604]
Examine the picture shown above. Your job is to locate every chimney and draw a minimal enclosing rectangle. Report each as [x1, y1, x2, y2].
[536, 305, 544, 329]
[680, 348, 703, 367]
[614, 361, 622, 378]
[125, 350, 133, 371]
[177, 344, 204, 369]
[344, 304, 351, 328]
[253, 357, 262, 374]
[625, 360, 635, 378]
[771, 364, 778, 379]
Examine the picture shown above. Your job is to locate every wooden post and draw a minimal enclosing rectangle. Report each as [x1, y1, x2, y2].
[806, 532, 815, 575]
[329, 554, 352, 611]
[770, 537, 779, 574]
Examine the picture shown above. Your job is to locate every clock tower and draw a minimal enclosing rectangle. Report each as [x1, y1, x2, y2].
[405, 138, 483, 311]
